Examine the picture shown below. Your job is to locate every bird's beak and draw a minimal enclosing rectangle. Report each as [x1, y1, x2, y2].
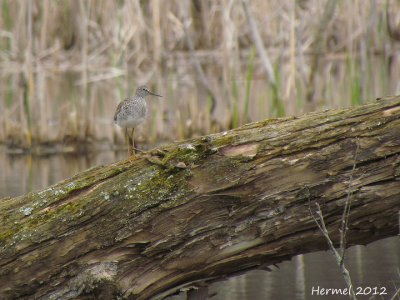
[150, 91, 162, 97]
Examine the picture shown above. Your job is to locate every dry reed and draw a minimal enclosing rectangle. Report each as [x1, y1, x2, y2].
[0, 0, 399, 151]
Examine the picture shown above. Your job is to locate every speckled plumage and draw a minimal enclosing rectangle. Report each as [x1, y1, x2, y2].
[114, 95, 147, 128]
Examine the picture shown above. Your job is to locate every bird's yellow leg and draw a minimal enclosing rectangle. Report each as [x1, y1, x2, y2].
[130, 128, 145, 154]
[130, 128, 135, 156]
[125, 127, 131, 156]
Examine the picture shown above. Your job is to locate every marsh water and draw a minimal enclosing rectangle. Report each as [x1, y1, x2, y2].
[1, 152, 399, 299]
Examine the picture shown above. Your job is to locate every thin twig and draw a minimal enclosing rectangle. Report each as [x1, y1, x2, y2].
[339, 140, 360, 265]
[390, 287, 400, 300]
[308, 202, 357, 300]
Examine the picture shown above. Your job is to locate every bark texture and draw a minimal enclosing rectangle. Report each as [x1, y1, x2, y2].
[1, 96, 400, 299]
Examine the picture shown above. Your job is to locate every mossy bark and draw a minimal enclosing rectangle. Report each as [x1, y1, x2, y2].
[1, 96, 400, 299]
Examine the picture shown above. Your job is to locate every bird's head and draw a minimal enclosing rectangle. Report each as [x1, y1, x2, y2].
[136, 86, 162, 98]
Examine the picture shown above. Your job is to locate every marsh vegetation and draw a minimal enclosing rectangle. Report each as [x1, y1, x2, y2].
[0, 0, 399, 152]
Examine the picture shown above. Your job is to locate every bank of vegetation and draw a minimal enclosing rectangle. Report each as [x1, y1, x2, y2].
[0, 0, 399, 152]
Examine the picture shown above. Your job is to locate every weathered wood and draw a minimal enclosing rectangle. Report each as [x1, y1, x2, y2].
[1, 96, 400, 299]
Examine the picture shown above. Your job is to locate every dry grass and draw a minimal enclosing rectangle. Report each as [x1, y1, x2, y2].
[1, 0, 400, 150]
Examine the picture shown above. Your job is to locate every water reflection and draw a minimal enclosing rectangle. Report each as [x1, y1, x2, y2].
[0, 152, 398, 299]
[210, 238, 399, 299]
[0, 151, 125, 198]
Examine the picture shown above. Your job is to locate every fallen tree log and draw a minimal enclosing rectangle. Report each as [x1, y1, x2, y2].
[1, 96, 400, 299]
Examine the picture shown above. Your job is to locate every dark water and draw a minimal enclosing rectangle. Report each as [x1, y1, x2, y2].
[1, 152, 399, 299]
[209, 240, 399, 299]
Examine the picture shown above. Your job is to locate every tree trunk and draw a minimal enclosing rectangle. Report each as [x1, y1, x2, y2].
[1, 96, 400, 300]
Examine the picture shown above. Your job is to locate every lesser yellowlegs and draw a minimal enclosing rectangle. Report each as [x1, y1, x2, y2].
[114, 85, 162, 156]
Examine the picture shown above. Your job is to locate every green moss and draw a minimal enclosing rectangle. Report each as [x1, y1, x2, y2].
[0, 160, 134, 248]
[209, 135, 235, 149]
[0, 229, 15, 242]
[161, 143, 209, 168]
[118, 165, 192, 212]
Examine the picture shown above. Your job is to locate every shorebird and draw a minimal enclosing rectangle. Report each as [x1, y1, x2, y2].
[114, 85, 162, 156]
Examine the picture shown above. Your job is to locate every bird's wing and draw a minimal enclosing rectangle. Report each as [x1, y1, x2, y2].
[114, 99, 127, 122]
